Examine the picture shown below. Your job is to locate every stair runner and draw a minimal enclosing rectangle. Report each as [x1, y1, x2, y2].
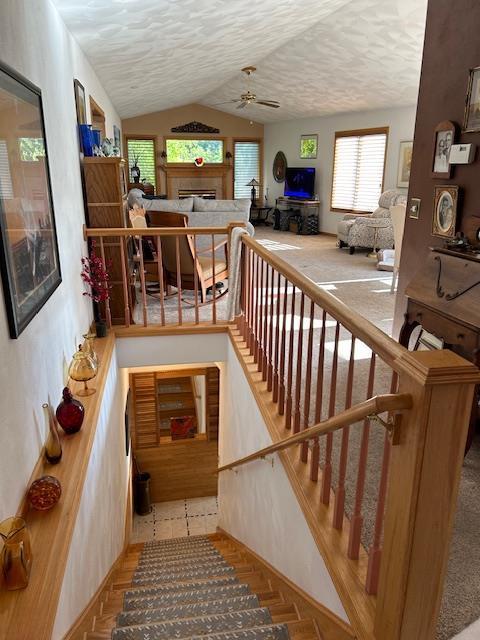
[111, 535, 290, 640]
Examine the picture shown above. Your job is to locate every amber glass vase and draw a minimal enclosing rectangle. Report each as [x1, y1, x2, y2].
[82, 332, 99, 368]
[43, 402, 62, 464]
[0, 517, 32, 590]
[68, 345, 97, 397]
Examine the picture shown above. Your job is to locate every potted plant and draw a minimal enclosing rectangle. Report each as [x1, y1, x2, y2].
[81, 242, 111, 338]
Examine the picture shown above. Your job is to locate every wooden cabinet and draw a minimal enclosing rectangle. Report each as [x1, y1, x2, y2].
[82, 157, 133, 324]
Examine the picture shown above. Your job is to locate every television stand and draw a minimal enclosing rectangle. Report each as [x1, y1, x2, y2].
[276, 196, 320, 208]
[274, 196, 320, 234]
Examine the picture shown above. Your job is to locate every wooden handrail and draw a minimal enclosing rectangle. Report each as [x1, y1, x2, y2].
[241, 235, 405, 368]
[83, 222, 245, 240]
[218, 393, 412, 472]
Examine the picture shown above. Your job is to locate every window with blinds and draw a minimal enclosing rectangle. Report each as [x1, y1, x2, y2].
[234, 140, 261, 199]
[126, 138, 156, 187]
[331, 128, 388, 213]
[0, 140, 13, 199]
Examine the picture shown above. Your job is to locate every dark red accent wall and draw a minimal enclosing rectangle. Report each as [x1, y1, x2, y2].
[394, 0, 480, 332]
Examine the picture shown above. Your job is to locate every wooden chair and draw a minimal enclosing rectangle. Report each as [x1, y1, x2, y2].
[146, 211, 229, 304]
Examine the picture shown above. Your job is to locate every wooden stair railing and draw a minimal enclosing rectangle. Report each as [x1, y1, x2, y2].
[225, 235, 480, 640]
[218, 393, 412, 472]
[83, 222, 243, 329]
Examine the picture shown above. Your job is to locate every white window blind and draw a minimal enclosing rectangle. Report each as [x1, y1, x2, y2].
[0, 140, 13, 199]
[234, 141, 260, 199]
[331, 130, 387, 213]
[127, 138, 156, 187]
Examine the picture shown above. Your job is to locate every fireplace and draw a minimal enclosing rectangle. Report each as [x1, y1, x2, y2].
[160, 164, 232, 200]
[178, 189, 216, 199]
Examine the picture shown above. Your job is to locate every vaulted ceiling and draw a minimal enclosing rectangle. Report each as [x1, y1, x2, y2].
[53, 0, 427, 122]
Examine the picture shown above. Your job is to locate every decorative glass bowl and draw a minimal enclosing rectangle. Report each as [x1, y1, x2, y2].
[27, 475, 62, 511]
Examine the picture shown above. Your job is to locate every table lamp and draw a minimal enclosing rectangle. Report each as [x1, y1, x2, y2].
[246, 178, 260, 206]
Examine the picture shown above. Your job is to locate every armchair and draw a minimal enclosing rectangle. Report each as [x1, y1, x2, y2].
[337, 190, 407, 254]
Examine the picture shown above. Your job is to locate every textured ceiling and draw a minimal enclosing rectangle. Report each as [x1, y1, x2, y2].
[53, 0, 427, 122]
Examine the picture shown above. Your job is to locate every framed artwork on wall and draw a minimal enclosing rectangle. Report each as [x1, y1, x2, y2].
[431, 120, 455, 178]
[113, 124, 121, 155]
[0, 62, 61, 338]
[463, 66, 480, 132]
[300, 134, 318, 159]
[73, 79, 87, 125]
[432, 185, 458, 238]
[397, 140, 413, 188]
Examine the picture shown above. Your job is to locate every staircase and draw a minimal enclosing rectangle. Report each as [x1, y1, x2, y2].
[83, 534, 322, 640]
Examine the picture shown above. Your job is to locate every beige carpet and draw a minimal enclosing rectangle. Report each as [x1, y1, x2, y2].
[134, 228, 479, 639]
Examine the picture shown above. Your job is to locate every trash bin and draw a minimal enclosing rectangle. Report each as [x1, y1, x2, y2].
[134, 472, 151, 515]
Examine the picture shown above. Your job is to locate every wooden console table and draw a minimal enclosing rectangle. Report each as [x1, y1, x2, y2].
[399, 247, 480, 450]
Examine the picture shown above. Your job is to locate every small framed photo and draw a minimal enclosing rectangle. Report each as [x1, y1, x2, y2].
[73, 79, 87, 125]
[463, 66, 480, 132]
[432, 186, 459, 238]
[300, 134, 318, 159]
[397, 140, 413, 188]
[432, 121, 455, 178]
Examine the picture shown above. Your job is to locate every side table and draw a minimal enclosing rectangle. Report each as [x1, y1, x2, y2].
[250, 207, 273, 226]
[365, 219, 390, 258]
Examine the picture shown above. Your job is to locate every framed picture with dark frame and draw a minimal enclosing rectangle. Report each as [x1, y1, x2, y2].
[432, 185, 459, 239]
[73, 79, 87, 125]
[0, 62, 61, 338]
[463, 66, 480, 132]
[431, 121, 455, 179]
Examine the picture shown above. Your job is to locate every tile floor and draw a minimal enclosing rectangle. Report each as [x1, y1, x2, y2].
[132, 496, 218, 543]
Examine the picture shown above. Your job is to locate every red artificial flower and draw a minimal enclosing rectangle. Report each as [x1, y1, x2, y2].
[81, 241, 112, 303]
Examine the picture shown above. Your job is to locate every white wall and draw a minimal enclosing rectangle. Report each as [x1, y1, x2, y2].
[218, 341, 348, 622]
[52, 347, 130, 640]
[264, 106, 416, 234]
[0, 0, 121, 520]
[116, 333, 229, 369]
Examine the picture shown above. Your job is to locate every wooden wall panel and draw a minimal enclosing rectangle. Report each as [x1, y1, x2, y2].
[136, 436, 218, 502]
[395, 0, 480, 331]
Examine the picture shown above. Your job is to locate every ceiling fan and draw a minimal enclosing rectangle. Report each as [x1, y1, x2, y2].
[214, 66, 280, 110]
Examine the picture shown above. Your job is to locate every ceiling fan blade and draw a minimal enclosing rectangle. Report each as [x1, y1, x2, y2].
[256, 99, 280, 104]
[256, 101, 280, 108]
[236, 102, 248, 109]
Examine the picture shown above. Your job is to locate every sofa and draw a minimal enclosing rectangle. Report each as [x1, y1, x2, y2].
[336, 190, 407, 254]
[128, 188, 254, 235]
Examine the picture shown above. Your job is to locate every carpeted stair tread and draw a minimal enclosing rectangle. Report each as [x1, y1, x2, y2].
[124, 576, 240, 601]
[123, 583, 252, 611]
[143, 535, 212, 549]
[132, 565, 235, 585]
[135, 555, 228, 573]
[111, 608, 272, 639]
[138, 548, 222, 563]
[184, 625, 290, 640]
[117, 594, 260, 626]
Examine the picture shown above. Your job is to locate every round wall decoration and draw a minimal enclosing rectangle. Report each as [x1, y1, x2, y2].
[273, 151, 287, 183]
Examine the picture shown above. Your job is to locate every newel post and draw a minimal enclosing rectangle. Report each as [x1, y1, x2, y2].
[375, 349, 480, 640]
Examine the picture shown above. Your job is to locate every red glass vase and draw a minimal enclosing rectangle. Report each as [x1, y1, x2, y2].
[56, 387, 85, 434]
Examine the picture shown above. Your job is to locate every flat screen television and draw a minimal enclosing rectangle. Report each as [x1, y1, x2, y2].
[284, 167, 316, 199]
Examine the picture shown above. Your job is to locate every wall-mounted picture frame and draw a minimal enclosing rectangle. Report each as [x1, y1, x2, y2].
[409, 197, 421, 219]
[73, 79, 87, 125]
[463, 66, 480, 132]
[397, 140, 413, 188]
[431, 121, 455, 178]
[113, 124, 121, 155]
[300, 134, 318, 159]
[0, 62, 62, 338]
[432, 185, 459, 238]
